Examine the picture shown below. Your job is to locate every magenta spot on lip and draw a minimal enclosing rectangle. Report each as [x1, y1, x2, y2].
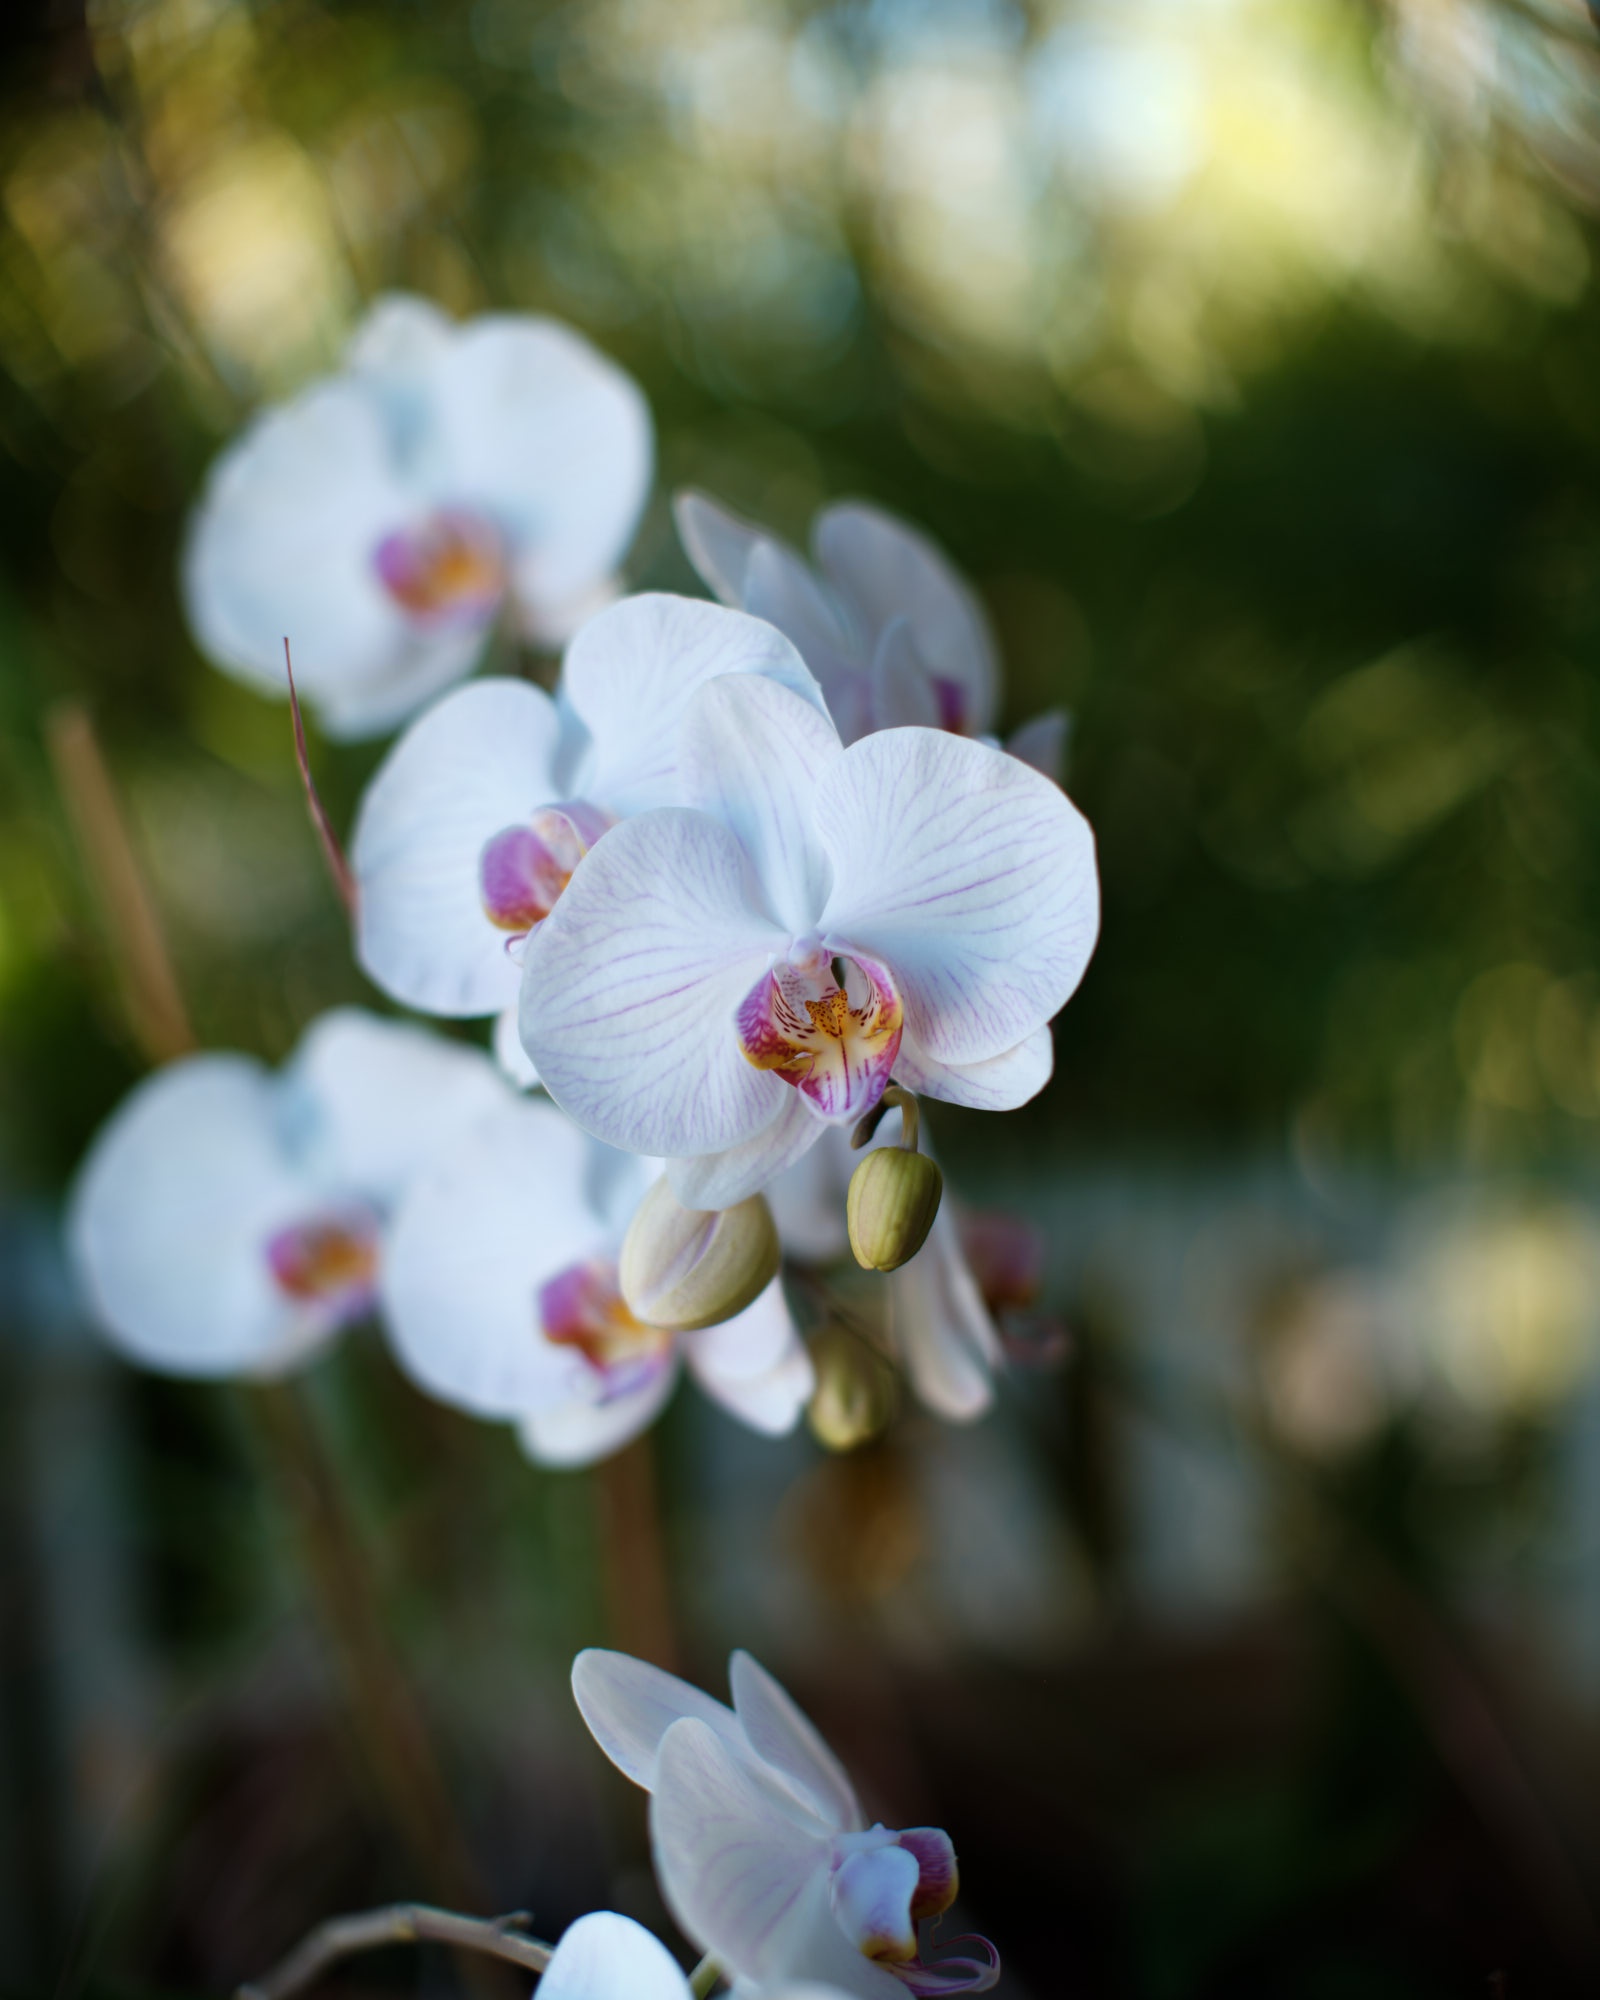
[479, 803, 614, 936]
[736, 950, 902, 1121]
[264, 1209, 380, 1324]
[373, 507, 506, 628]
[539, 1255, 673, 1404]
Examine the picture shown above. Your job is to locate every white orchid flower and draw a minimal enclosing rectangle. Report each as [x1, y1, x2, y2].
[520, 671, 1099, 1208]
[67, 1009, 504, 1379]
[380, 1092, 812, 1466]
[676, 489, 1069, 779]
[535, 1909, 849, 2000]
[572, 1649, 999, 1998]
[183, 293, 652, 739]
[351, 594, 825, 1077]
[767, 1130, 1001, 1423]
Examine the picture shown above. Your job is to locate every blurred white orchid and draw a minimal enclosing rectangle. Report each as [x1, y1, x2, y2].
[184, 294, 652, 738]
[573, 1648, 998, 1998]
[676, 490, 1069, 778]
[536, 1908, 851, 2000]
[767, 1129, 1001, 1423]
[68, 1009, 504, 1378]
[381, 1092, 812, 1466]
[351, 593, 825, 1078]
[521, 672, 1098, 1207]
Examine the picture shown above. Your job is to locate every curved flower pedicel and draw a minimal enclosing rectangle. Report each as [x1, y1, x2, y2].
[68, 1009, 504, 1378]
[351, 595, 825, 1069]
[184, 293, 652, 738]
[381, 1094, 812, 1466]
[521, 673, 1099, 1208]
[573, 1648, 999, 1998]
[677, 490, 1069, 778]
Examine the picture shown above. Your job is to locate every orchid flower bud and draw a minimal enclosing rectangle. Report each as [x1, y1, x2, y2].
[806, 1324, 898, 1451]
[847, 1086, 943, 1272]
[619, 1176, 780, 1332]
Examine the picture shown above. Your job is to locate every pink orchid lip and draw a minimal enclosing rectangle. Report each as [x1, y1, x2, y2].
[480, 802, 615, 937]
[539, 1255, 674, 1404]
[736, 948, 903, 1122]
[373, 507, 507, 628]
[264, 1209, 381, 1323]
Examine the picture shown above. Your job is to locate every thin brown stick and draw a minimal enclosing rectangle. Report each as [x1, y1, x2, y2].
[284, 641, 357, 916]
[594, 1432, 679, 1672]
[46, 701, 196, 1064]
[237, 1904, 552, 2000]
[250, 1385, 489, 1916]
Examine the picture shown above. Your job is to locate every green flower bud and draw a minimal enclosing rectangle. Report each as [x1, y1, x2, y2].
[619, 1177, 780, 1332]
[846, 1148, 943, 1272]
[806, 1324, 897, 1452]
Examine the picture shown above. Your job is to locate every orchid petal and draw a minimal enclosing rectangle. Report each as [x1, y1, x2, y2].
[867, 618, 940, 732]
[520, 809, 784, 1158]
[817, 730, 1098, 1066]
[282, 1008, 507, 1201]
[181, 381, 417, 719]
[684, 1284, 814, 1437]
[564, 594, 827, 818]
[743, 541, 871, 744]
[673, 489, 774, 603]
[517, 1363, 678, 1468]
[666, 1092, 823, 1211]
[1004, 708, 1071, 783]
[830, 1845, 920, 1964]
[652, 1720, 897, 1998]
[380, 1096, 606, 1418]
[765, 1130, 852, 1263]
[426, 316, 652, 632]
[537, 1912, 694, 2000]
[812, 504, 997, 734]
[571, 1648, 745, 1791]
[887, 1209, 999, 1422]
[891, 1025, 1053, 1113]
[679, 674, 839, 934]
[683, 1276, 801, 1384]
[67, 1056, 325, 1378]
[492, 1003, 539, 1087]
[728, 1653, 862, 1835]
[351, 679, 564, 1016]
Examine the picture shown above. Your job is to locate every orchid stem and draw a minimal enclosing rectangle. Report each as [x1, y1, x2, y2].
[46, 700, 197, 1064]
[593, 1430, 679, 1672]
[236, 1904, 553, 2000]
[249, 1385, 491, 1922]
[688, 1952, 722, 1997]
[850, 1084, 920, 1154]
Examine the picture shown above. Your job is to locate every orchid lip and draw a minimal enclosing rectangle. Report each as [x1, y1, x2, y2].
[891, 1934, 1001, 1997]
[538, 1254, 674, 1403]
[373, 506, 507, 628]
[264, 1208, 381, 1324]
[736, 948, 903, 1123]
[480, 801, 614, 937]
